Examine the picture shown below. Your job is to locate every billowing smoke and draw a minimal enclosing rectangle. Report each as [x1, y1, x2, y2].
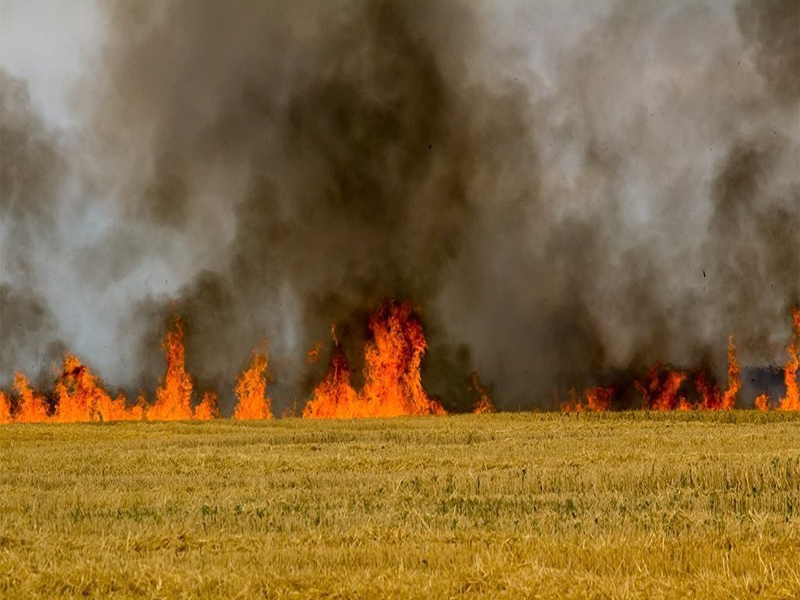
[1, 0, 797, 411]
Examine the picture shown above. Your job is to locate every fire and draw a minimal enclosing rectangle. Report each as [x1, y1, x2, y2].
[560, 386, 613, 413]
[637, 365, 688, 411]
[0, 391, 12, 424]
[0, 305, 796, 422]
[694, 371, 722, 410]
[193, 391, 219, 420]
[12, 372, 50, 423]
[471, 372, 496, 414]
[360, 301, 445, 417]
[721, 336, 740, 410]
[148, 318, 194, 421]
[52, 353, 143, 422]
[233, 351, 273, 420]
[303, 340, 361, 419]
[304, 301, 445, 419]
[779, 308, 800, 411]
[307, 341, 323, 364]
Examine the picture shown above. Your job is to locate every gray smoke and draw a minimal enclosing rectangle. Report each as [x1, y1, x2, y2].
[1, 0, 797, 411]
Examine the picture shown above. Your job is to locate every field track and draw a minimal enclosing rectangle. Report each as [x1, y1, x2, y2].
[2, 412, 799, 599]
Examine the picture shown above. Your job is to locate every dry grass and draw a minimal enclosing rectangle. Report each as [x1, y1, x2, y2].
[1, 412, 799, 599]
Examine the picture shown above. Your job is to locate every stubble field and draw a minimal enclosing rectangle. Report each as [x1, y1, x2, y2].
[1, 412, 799, 599]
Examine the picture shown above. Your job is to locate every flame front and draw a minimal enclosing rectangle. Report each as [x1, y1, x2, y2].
[1, 306, 797, 422]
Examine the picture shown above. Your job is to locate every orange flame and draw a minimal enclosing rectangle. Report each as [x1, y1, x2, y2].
[637, 365, 687, 411]
[720, 336, 740, 410]
[360, 301, 445, 417]
[303, 342, 361, 418]
[755, 393, 770, 412]
[560, 386, 613, 413]
[695, 370, 722, 410]
[304, 301, 445, 418]
[148, 318, 194, 421]
[52, 353, 143, 422]
[471, 372, 495, 414]
[193, 391, 219, 420]
[233, 351, 273, 420]
[0, 391, 12, 424]
[779, 308, 800, 411]
[12, 372, 50, 423]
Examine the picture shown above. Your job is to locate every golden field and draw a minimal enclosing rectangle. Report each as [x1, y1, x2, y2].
[1, 412, 799, 599]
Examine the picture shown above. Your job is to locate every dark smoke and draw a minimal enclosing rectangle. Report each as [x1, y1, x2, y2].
[0, 71, 67, 385]
[1, 1, 798, 410]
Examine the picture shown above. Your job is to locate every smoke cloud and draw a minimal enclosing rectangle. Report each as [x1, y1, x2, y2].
[1, 0, 797, 410]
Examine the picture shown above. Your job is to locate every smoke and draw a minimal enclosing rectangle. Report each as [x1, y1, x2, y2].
[1, 0, 797, 410]
[0, 71, 67, 385]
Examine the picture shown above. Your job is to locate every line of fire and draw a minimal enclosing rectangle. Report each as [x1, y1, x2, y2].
[1, 303, 798, 424]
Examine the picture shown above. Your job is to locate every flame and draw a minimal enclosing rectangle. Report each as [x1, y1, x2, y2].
[148, 318, 194, 421]
[52, 353, 143, 422]
[720, 336, 740, 410]
[471, 372, 495, 414]
[0, 391, 11, 424]
[779, 308, 800, 411]
[233, 351, 273, 420]
[307, 341, 323, 364]
[12, 372, 50, 423]
[560, 386, 612, 413]
[360, 301, 445, 417]
[303, 342, 361, 418]
[304, 301, 445, 419]
[695, 370, 722, 410]
[1, 306, 796, 422]
[193, 391, 219, 420]
[637, 365, 687, 411]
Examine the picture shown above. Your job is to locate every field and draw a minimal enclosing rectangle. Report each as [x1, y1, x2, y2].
[1, 412, 799, 599]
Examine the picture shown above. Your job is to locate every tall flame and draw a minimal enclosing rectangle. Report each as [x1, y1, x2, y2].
[304, 301, 445, 418]
[12, 372, 50, 423]
[360, 301, 445, 417]
[233, 351, 273, 420]
[148, 318, 194, 421]
[720, 336, 741, 410]
[779, 308, 800, 411]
